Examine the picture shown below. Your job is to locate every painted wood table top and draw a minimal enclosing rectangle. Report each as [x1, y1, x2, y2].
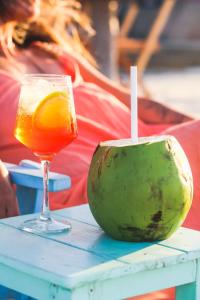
[0, 204, 200, 300]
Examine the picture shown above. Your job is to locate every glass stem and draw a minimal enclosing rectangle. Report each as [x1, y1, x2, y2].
[40, 160, 51, 221]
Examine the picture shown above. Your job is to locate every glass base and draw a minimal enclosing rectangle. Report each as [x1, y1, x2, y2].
[21, 216, 71, 234]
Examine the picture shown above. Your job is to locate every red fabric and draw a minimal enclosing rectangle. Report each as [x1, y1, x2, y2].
[129, 288, 175, 300]
[0, 51, 199, 300]
[0, 52, 171, 209]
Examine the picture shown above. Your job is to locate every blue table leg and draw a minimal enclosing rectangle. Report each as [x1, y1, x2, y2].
[0, 286, 30, 300]
[16, 186, 42, 215]
[176, 259, 200, 300]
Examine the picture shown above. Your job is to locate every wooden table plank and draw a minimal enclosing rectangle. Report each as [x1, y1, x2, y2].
[160, 227, 200, 254]
[54, 204, 98, 226]
[0, 224, 116, 287]
[55, 204, 200, 256]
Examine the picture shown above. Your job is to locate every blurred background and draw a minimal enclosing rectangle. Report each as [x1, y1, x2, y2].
[82, 0, 200, 117]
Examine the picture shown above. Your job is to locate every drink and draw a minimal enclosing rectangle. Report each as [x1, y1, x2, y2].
[15, 90, 77, 160]
[14, 74, 77, 233]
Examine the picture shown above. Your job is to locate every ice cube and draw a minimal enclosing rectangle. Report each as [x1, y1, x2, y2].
[33, 79, 54, 101]
[19, 79, 55, 113]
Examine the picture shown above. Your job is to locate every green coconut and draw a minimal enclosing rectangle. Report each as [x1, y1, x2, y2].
[87, 135, 193, 242]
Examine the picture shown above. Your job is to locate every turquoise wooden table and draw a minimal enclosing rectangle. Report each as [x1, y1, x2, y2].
[0, 204, 200, 300]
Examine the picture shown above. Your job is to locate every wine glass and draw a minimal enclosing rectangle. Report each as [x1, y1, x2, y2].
[14, 74, 77, 234]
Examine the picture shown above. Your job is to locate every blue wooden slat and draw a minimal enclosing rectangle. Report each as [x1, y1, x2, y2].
[6, 163, 71, 192]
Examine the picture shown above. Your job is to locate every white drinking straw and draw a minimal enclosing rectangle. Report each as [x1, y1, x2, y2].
[130, 66, 138, 143]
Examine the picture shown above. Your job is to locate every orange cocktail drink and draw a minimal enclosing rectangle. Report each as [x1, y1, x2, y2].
[15, 79, 77, 161]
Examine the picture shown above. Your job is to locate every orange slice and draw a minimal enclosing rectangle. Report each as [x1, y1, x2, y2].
[33, 91, 70, 129]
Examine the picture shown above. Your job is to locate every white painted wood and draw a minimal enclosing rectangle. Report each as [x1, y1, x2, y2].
[54, 204, 98, 226]
[160, 227, 200, 258]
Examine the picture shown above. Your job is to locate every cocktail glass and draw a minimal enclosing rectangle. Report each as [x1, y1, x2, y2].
[14, 74, 77, 234]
